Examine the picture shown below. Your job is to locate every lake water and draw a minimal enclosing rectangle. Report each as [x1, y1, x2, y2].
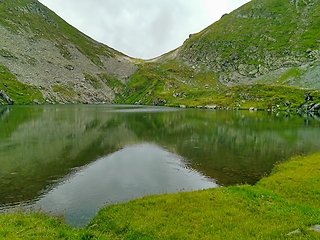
[0, 105, 320, 227]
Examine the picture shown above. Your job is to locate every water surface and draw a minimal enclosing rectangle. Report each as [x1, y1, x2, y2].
[1, 105, 320, 226]
[34, 143, 216, 226]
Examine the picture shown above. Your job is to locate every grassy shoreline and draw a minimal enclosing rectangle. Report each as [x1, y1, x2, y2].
[1, 152, 320, 239]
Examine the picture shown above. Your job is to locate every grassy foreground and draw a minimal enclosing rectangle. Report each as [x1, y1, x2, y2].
[1, 153, 320, 239]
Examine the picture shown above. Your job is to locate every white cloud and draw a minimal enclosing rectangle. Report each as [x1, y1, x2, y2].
[39, 0, 251, 59]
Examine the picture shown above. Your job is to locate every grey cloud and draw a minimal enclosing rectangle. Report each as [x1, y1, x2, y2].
[39, 0, 250, 59]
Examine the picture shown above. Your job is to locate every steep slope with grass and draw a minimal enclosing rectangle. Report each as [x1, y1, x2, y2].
[126, 0, 320, 111]
[0, 0, 137, 105]
[174, 0, 320, 88]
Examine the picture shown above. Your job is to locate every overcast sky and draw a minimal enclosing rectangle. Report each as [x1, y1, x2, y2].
[38, 0, 251, 59]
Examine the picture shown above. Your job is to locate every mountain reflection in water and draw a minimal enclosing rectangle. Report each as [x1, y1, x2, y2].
[34, 143, 217, 226]
[1, 105, 320, 226]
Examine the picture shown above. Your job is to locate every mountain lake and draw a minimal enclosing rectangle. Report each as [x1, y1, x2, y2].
[0, 104, 320, 227]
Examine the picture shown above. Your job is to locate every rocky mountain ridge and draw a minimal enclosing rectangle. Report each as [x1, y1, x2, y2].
[0, 0, 320, 112]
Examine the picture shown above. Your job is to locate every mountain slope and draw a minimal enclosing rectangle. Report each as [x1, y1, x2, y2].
[0, 0, 320, 112]
[173, 0, 320, 88]
[0, 0, 137, 105]
[123, 0, 320, 111]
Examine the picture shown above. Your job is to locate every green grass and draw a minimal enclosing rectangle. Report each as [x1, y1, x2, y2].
[87, 152, 320, 239]
[0, 209, 105, 240]
[98, 73, 128, 103]
[0, 65, 44, 105]
[88, 186, 320, 239]
[257, 153, 320, 209]
[122, 64, 320, 112]
[1, 151, 320, 239]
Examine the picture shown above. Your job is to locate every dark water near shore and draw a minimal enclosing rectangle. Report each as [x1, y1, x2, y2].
[0, 105, 320, 227]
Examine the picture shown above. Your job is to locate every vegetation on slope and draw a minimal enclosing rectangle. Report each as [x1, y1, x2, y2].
[0, 65, 44, 105]
[0, 0, 118, 66]
[0, 0, 133, 105]
[0, 0, 320, 108]
[1, 151, 320, 239]
[176, 0, 320, 84]
[121, 60, 320, 112]
[119, 0, 320, 110]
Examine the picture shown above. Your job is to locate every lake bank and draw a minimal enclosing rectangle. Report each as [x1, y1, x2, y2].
[3, 105, 320, 228]
[1, 151, 320, 239]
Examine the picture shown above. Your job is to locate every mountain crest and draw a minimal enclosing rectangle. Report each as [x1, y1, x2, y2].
[1, 0, 320, 112]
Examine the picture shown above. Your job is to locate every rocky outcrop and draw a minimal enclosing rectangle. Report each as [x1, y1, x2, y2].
[297, 92, 320, 114]
[0, 90, 14, 105]
[309, 103, 320, 112]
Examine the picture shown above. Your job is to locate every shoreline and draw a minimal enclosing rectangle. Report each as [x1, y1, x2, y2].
[1, 151, 320, 239]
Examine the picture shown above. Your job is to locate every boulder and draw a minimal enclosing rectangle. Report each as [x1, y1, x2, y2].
[287, 229, 301, 236]
[154, 99, 166, 105]
[305, 91, 313, 102]
[309, 225, 320, 232]
[205, 105, 217, 109]
[64, 65, 74, 71]
[33, 99, 41, 104]
[0, 90, 14, 105]
[309, 102, 320, 112]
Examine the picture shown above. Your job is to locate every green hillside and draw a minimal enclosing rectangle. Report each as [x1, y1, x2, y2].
[177, 0, 320, 86]
[123, 0, 320, 112]
[0, 0, 320, 112]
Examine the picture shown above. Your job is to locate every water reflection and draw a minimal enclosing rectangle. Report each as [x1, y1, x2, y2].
[34, 143, 217, 226]
[1, 105, 320, 226]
